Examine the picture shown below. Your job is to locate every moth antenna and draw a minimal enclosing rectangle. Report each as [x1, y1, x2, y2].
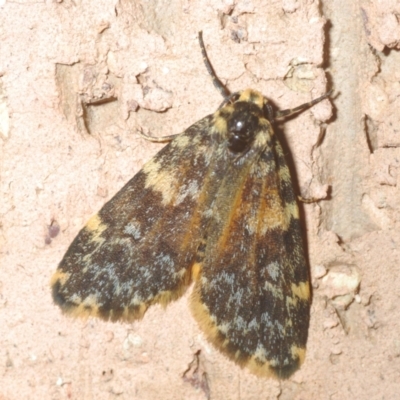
[198, 31, 231, 100]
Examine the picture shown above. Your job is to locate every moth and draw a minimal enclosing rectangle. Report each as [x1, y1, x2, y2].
[51, 31, 331, 379]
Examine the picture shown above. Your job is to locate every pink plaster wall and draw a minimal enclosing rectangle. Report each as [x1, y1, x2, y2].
[1, 0, 400, 399]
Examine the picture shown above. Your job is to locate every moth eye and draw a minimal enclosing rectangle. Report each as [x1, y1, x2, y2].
[227, 113, 259, 153]
[235, 120, 244, 131]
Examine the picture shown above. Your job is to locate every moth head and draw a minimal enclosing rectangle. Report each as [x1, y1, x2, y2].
[227, 103, 260, 153]
[226, 89, 267, 154]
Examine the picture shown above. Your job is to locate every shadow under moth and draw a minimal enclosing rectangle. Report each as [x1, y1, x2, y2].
[51, 31, 331, 379]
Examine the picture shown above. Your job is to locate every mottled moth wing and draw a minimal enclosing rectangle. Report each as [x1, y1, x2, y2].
[51, 27, 331, 380]
[191, 91, 310, 379]
[52, 116, 219, 321]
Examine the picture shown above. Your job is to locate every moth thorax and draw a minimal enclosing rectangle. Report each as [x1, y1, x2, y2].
[227, 102, 261, 153]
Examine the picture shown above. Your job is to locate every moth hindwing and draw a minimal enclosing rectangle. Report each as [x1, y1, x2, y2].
[52, 31, 331, 379]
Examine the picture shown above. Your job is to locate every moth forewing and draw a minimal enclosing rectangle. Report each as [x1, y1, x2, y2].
[190, 91, 310, 378]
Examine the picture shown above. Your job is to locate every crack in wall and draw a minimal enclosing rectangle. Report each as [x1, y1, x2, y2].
[319, 1, 377, 241]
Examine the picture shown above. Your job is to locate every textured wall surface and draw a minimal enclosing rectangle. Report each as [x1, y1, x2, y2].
[1, 0, 400, 399]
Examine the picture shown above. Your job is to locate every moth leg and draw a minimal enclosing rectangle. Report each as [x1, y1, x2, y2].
[275, 90, 333, 119]
[137, 127, 180, 143]
[298, 195, 322, 203]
